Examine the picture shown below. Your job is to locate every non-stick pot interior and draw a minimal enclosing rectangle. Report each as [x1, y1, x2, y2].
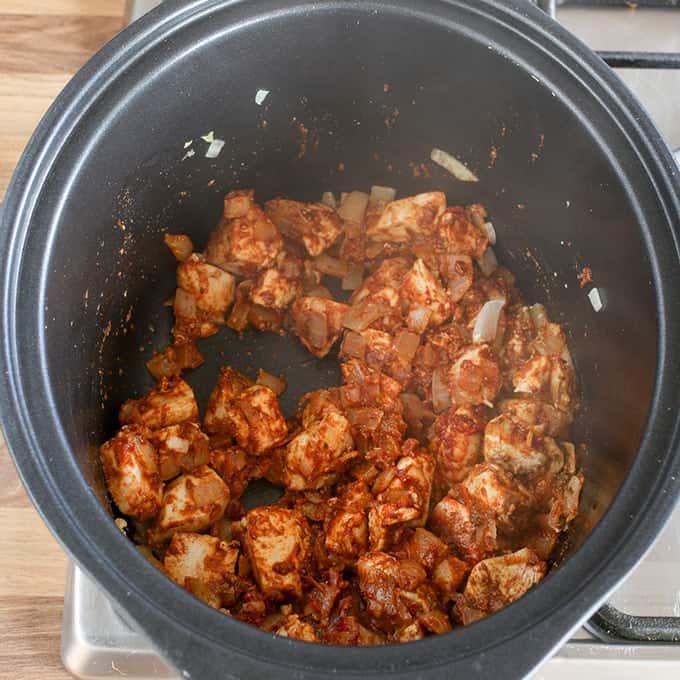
[33, 0, 655, 611]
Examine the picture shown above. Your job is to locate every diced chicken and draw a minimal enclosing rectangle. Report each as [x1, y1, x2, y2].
[176, 254, 236, 317]
[430, 405, 488, 486]
[366, 192, 446, 242]
[223, 189, 254, 219]
[243, 507, 310, 601]
[218, 385, 289, 455]
[460, 463, 530, 529]
[484, 414, 566, 477]
[357, 551, 437, 632]
[498, 398, 572, 438]
[164, 532, 239, 589]
[436, 206, 488, 258]
[512, 356, 576, 414]
[448, 344, 501, 407]
[323, 613, 386, 646]
[439, 254, 474, 302]
[428, 488, 497, 563]
[512, 356, 552, 394]
[398, 528, 449, 573]
[100, 425, 163, 520]
[291, 296, 349, 358]
[324, 480, 372, 562]
[210, 446, 260, 500]
[368, 440, 435, 550]
[119, 377, 199, 430]
[400, 259, 451, 331]
[298, 388, 343, 428]
[148, 422, 209, 480]
[531, 321, 567, 357]
[164, 233, 193, 261]
[205, 200, 283, 277]
[500, 305, 536, 371]
[203, 366, 252, 435]
[549, 357, 576, 413]
[146, 341, 204, 380]
[462, 548, 546, 614]
[150, 466, 230, 543]
[265, 198, 342, 256]
[250, 267, 299, 309]
[340, 359, 402, 411]
[274, 614, 319, 642]
[432, 555, 468, 601]
[283, 410, 356, 490]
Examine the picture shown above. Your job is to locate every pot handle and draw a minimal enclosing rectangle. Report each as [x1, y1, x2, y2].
[587, 603, 680, 643]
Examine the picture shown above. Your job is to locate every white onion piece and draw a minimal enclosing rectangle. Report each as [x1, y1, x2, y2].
[321, 191, 337, 208]
[476, 246, 498, 277]
[205, 138, 225, 158]
[307, 311, 328, 348]
[529, 303, 548, 330]
[174, 288, 196, 318]
[432, 368, 452, 413]
[257, 369, 286, 395]
[338, 191, 369, 224]
[395, 330, 420, 364]
[341, 266, 364, 290]
[406, 307, 432, 333]
[481, 221, 497, 245]
[472, 299, 505, 343]
[588, 287, 604, 312]
[313, 253, 348, 278]
[343, 303, 392, 332]
[369, 185, 397, 205]
[430, 147, 479, 182]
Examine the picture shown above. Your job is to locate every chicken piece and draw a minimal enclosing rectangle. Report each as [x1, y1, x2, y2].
[544, 470, 584, 533]
[243, 506, 310, 601]
[283, 410, 356, 490]
[549, 357, 576, 413]
[176, 254, 236, 317]
[210, 446, 260, 500]
[119, 377, 199, 430]
[460, 463, 530, 529]
[291, 296, 349, 358]
[428, 488, 497, 563]
[498, 398, 572, 438]
[357, 551, 438, 632]
[149, 466, 230, 543]
[512, 356, 576, 414]
[448, 344, 501, 407]
[148, 422, 210, 480]
[205, 200, 283, 277]
[512, 356, 552, 394]
[299, 388, 343, 428]
[100, 425, 162, 520]
[265, 198, 342, 256]
[223, 188, 255, 219]
[484, 414, 567, 477]
[366, 192, 446, 242]
[500, 305, 536, 371]
[400, 258, 451, 331]
[219, 385, 289, 455]
[164, 233, 194, 261]
[430, 405, 488, 486]
[340, 359, 402, 412]
[203, 366, 252, 435]
[531, 321, 567, 358]
[324, 613, 386, 646]
[164, 532, 239, 590]
[324, 480, 372, 562]
[398, 527, 449, 573]
[439, 253, 474, 302]
[462, 548, 546, 615]
[250, 267, 300, 309]
[436, 206, 488, 259]
[274, 614, 319, 642]
[432, 555, 468, 601]
[368, 440, 435, 550]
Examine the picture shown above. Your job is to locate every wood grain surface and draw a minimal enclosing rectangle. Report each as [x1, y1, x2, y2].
[0, 2, 125, 677]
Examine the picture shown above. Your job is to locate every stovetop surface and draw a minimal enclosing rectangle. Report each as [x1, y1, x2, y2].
[63, 2, 680, 678]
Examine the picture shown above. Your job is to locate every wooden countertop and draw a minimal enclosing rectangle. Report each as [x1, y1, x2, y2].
[0, 2, 126, 677]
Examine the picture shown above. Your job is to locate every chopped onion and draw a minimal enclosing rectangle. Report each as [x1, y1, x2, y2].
[313, 253, 348, 278]
[472, 299, 505, 343]
[346, 407, 382, 430]
[561, 346, 575, 370]
[588, 287, 604, 312]
[369, 185, 397, 205]
[257, 369, 287, 395]
[341, 265, 364, 290]
[340, 330, 367, 360]
[338, 191, 369, 226]
[255, 89, 270, 105]
[321, 191, 337, 208]
[406, 306, 432, 333]
[432, 367, 452, 413]
[476, 246, 498, 277]
[444, 255, 473, 302]
[164, 233, 194, 261]
[306, 310, 328, 349]
[481, 221, 497, 245]
[227, 299, 251, 332]
[205, 138, 225, 159]
[529, 303, 548, 330]
[248, 305, 280, 331]
[449, 277, 472, 303]
[395, 330, 420, 364]
[305, 285, 333, 299]
[342, 303, 392, 332]
[430, 147, 479, 182]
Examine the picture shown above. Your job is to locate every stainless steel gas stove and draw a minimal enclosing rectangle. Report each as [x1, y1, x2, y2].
[62, 1, 680, 677]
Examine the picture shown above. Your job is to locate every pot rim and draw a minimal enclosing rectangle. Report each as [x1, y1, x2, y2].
[1, 1, 680, 677]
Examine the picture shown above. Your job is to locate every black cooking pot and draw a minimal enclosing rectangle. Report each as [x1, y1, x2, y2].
[2, 0, 680, 677]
